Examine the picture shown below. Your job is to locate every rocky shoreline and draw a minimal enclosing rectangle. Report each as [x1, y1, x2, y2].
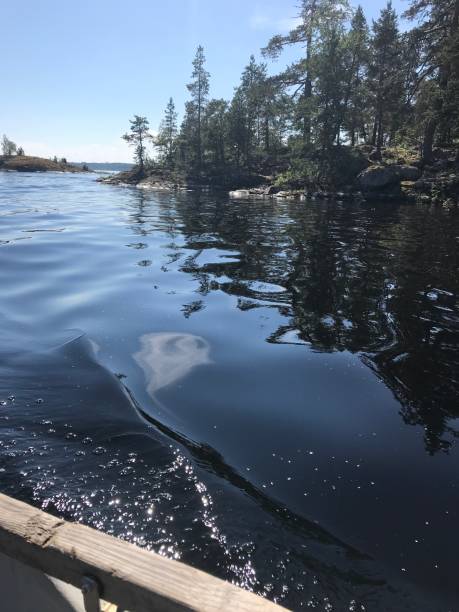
[99, 149, 459, 207]
[230, 163, 459, 207]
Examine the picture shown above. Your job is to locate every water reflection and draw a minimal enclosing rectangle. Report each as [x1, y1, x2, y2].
[129, 193, 459, 455]
[281, 205, 459, 454]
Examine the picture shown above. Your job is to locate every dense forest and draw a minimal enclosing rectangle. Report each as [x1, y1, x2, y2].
[121, 0, 458, 190]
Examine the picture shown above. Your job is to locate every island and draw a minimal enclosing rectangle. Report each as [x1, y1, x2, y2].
[0, 154, 90, 173]
[98, 0, 458, 210]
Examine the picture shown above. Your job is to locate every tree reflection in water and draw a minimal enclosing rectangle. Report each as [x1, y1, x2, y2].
[126, 190, 459, 455]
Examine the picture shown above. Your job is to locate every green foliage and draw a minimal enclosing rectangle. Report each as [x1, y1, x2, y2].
[274, 161, 320, 189]
[319, 145, 369, 186]
[384, 145, 420, 165]
[275, 145, 367, 189]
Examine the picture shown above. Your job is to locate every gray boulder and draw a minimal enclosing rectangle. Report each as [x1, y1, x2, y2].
[393, 165, 422, 181]
[357, 166, 399, 191]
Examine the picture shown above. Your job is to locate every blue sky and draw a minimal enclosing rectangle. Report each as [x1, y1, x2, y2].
[1, 0, 408, 162]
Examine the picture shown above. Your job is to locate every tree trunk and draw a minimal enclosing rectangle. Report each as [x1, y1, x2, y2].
[376, 111, 384, 153]
[303, 78, 312, 145]
[302, 12, 314, 146]
[264, 115, 270, 154]
[197, 76, 202, 172]
[371, 118, 378, 147]
[422, 117, 438, 164]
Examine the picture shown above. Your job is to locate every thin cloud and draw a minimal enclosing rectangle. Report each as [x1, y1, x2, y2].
[249, 12, 302, 33]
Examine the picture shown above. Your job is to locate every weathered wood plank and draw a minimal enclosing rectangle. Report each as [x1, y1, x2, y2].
[0, 493, 286, 611]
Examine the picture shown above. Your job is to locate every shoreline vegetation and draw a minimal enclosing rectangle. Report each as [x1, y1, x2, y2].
[102, 0, 458, 206]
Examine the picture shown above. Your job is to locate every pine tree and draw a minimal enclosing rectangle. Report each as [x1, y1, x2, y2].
[122, 115, 153, 172]
[405, 0, 459, 162]
[186, 46, 210, 171]
[263, 0, 350, 146]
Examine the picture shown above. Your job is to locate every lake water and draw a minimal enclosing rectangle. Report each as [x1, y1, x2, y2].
[0, 172, 458, 611]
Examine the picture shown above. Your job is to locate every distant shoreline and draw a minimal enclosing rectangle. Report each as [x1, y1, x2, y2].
[71, 162, 134, 172]
[0, 155, 89, 174]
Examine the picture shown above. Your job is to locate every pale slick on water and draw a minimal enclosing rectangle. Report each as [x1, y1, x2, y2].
[134, 332, 211, 417]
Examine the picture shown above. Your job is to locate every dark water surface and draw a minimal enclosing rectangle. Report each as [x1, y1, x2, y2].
[0, 172, 458, 611]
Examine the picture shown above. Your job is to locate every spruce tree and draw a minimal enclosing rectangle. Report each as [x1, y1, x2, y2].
[370, 2, 403, 153]
[342, 6, 370, 145]
[186, 46, 210, 171]
[238, 55, 269, 165]
[204, 99, 228, 166]
[156, 98, 178, 166]
[227, 90, 248, 168]
[314, 22, 347, 150]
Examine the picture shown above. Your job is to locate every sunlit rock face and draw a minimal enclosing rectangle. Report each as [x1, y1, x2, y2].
[134, 333, 211, 399]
